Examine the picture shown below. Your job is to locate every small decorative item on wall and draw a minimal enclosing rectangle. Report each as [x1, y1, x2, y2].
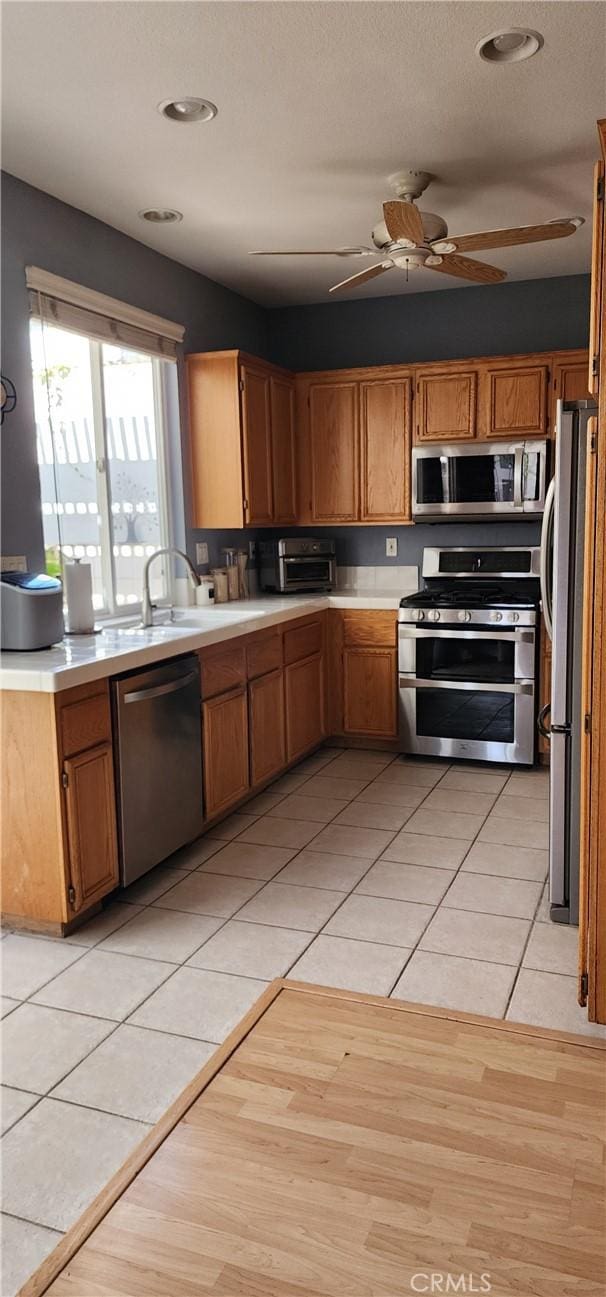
[0, 376, 17, 424]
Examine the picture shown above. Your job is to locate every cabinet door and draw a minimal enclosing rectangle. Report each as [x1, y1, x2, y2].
[360, 378, 412, 521]
[416, 371, 477, 442]
[482, 363, 549, 439]
[343, 647, 398, 738]
[551, 357, 592, 436]
[285, 654, 324, 761]
[203, 688, 250, 818]
[270, 375, 297, 523]
[249, 669, 286, 787]
[241, 366, 274, 524]
[63, 743, 119, 913]
[309, 382, 358, 520]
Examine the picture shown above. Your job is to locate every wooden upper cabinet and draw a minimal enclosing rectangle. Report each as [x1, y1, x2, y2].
[308, 381, 358, 521]
[360, 378, 411, 521]
[480, 362, 549, 439]
[551, 353, 593, 436]
[187, 351, 294, 529]
[240, 365, 274, 524]
[415, 370, 477, 442]
[270, 374, 297, 523]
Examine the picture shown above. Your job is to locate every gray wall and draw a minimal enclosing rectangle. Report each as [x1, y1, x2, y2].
[266, 274, 590, 372]
[1, 172, 268, 570]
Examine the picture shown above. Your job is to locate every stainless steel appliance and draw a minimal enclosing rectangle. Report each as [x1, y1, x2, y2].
[0, 571, 64, 650]
[259, 538, 336, 593]
[112, 655, 205, 886]
[412, 439, 549, 521]
[398, 546, 540, 764]
[539, 399, 597, 924]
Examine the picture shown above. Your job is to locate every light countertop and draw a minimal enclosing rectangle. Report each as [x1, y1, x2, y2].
[0, 590, 411, 693]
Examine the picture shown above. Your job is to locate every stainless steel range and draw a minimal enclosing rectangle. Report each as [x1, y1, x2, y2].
[398, 546, 541, 765]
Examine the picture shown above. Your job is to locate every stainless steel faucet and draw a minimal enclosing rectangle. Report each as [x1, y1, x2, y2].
[141, 547, 200, 627]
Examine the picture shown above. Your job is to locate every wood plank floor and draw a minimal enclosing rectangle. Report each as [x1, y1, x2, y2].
[23, 982, 606, 1297]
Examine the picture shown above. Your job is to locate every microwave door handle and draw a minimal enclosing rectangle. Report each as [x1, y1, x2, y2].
[513, 446, 524, 508]
[540, 476, 556, 640]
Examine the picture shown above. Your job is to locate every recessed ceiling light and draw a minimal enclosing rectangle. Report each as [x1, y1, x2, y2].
[476, 28, 543, 63]
[138, 208, 183, 224]
[158, 98, 217, 124]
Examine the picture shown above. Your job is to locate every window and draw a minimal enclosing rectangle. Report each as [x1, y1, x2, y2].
[28, 270, 183, 616]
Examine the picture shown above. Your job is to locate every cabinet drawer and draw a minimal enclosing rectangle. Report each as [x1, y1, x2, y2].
[342, 611, 397, 648]
[200, 644, 246, 699]
[246, 631, 283, 680]
[284, 618, 323, 665]
[59, 690, 112, 758]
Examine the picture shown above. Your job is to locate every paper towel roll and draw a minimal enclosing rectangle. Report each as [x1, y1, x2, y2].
[64, 560, 95, 634]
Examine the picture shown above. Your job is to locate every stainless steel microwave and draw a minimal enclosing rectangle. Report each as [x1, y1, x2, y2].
[412, 439, 549, 521]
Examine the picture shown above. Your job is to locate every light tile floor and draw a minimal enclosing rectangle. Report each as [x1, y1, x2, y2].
[2, 747, 605, 1295]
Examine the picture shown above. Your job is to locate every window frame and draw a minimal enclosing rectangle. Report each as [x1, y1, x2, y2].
[32, 318, 175, 619]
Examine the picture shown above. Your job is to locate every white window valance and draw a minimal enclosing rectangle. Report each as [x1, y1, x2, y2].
[26, 267, 184, 360]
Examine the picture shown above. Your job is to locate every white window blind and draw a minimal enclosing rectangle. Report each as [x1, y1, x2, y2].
[26, 267, 184, 360]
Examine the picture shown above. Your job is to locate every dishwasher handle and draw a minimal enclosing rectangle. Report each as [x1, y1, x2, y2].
[123, 669, 199, 704]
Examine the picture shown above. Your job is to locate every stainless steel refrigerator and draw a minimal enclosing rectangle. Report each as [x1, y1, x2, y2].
[539, 399, 597, 924]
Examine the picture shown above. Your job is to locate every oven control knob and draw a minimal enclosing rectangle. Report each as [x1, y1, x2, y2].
[509, 611, 520, 623]
[410, 608, 424, 621]
[490, 610, 503, 623]
[427, 609, 441, 622]
[458, 609, 472, 622]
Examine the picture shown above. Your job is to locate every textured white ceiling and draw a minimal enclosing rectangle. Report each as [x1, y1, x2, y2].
[2, 1, 603, 306]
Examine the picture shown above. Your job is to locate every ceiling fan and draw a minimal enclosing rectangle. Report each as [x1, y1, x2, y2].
[250, 169, 584, 293]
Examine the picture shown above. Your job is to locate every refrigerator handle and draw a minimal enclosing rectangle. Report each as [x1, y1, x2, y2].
[537, 701, 551, 740]
[540, 475, 556, 640]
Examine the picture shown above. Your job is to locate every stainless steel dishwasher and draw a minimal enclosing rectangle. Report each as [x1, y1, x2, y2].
[112, 655, 204, 886]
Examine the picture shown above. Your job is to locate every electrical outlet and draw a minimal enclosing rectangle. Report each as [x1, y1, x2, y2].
[0, 555, 27, 572]
[195, 542, 209, 566]
[386, 537, 398, 558]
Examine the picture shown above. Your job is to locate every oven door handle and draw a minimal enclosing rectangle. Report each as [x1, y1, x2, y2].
[397, 627, 534, 643]
[398, 676, 534, 695]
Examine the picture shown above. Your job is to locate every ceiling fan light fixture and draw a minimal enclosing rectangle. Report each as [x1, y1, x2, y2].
[393, 250, 426, 270]
[476, 28, 543, 63]
[158, 97, 217, 123]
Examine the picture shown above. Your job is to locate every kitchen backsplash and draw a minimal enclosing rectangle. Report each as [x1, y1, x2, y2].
[190, 521, 542, 573]
[336, 564, 418, 592]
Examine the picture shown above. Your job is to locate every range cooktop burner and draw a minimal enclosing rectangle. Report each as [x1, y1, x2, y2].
[400, 580, 539, 611]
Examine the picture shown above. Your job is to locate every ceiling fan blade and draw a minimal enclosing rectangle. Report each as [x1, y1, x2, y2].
[427, 254, 506, 285]
[383, 200, 424, 247]
[329, 261, 394, 294]
[431, 219, 583, 255]
[249, 247, 375, 257]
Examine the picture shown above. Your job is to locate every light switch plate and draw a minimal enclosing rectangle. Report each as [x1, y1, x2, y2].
[195, 542, 209, 566]
[385, 538, 398, 558]
[0, 555, 27, 572]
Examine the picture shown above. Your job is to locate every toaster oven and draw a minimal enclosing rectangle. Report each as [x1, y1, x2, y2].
[258, 538, 336, 593]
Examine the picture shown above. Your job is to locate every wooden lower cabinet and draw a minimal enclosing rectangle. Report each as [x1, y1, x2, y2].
[343, 647, 398, 739]
[202, 687, 250, 818]
[285, 654, 324, 761]
[63, 743, 119, 910]
[249, 669, 286, 786]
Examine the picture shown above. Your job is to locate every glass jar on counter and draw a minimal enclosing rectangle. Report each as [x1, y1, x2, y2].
[221, 548, 240, 600]
[211, 568, 229, 603]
